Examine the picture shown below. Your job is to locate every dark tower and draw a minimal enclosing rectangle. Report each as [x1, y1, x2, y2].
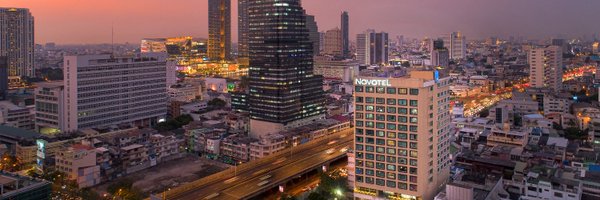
[341, 11, 350, 58]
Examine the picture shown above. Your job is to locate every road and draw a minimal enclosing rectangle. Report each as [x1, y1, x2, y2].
[162, 128, 353, 200]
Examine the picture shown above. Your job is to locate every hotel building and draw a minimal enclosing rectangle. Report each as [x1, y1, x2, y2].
[353, 70, 452, 200]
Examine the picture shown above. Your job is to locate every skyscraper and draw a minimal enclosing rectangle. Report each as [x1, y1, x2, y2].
[353, 71, 451, 200]
[0, 8, 35, 77]
[431, 39, 450, 67]
[442, 32, 466, 60]
[305, 14, 320, 56]
[208, 0, 231, 62]
[324, 27, 343, 57]
[247, 0, 325, 137]
[357, 30, 389, 65]
[63, 53, 168, 132]
[341, 11, 350, 58]
[238, 0, 250, 65]
[529, 46, 563, 92]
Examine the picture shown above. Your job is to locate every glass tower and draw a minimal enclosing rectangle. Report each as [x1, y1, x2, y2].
[247, 0, 325, 124]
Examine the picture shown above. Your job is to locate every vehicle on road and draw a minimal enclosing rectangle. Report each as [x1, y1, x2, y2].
[204, 193, 220, 199]
[257, 180, 270, 186]
[326, 148, 335, 154]
[259, 174, 272, 181]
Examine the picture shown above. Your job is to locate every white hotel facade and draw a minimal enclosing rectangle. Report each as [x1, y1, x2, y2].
[63, 53, 168, 132]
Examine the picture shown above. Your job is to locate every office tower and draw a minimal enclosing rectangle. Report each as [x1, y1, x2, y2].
[357, 30, 389, 65]
[238, 0, 250, 65]
[442, 32, 466, 60]
[341, 11, 350, 58]
[319, 32, 326, 53]
[247, 0, 325, 138]
[208, 0, 231, 62]
[305, 15, 320, 56]
[63, 53, 168, 132]
[552, 38, 570, 54]
[0, 57, 7, 100]
[529, 46, 563, 92]
[35, 81, 65, 134]
[353, 71, 451, 200]
[324, 27, 343, 57]
[593, 41, 599, 55]
[431, 39, 450, 67]
[0, 8, 35, 77]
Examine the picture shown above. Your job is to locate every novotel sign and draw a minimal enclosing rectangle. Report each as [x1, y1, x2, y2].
[355, 78, 392, 87]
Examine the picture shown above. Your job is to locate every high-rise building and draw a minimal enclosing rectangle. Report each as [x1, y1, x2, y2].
[357, 30, 389, 65]
[341, 11, 350, 58]
[319, 32, 326, 53]
[592, 41, 599, 55]
[431, 39, 450, 67]
[0, 8, 35, 77]
[442, 32, 466, 60]
[324, 27, 343, 57]
[247, 0, 325, 138]
[552, 38, 570, 54]
[238, 0, 250, 65]
[208, 0, 231, 61]
[63, 53, 168, 132]
[353, 70, 451, 200]
[305, 15, 320, 56]
[0, 56, 7, 100]
[529, 46, 563, 92]
[34, 81, 65, 134]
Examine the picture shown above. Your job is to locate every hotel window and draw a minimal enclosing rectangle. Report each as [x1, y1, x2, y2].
[387, 98, 396, 105]
[366, 153, 374, 160]
[398, 99, 407, 106]
[365, 145, 374, 152]
[376, 155, 385, 161]
[366, 169, 374, 176]
[387, 107, 396, 114]
[376, 122, 385, 129]
[387, 140, 396, 146]
[387, 87, 397, 94]
[356, 168, 364, 174]
[376, 163, 385, 170]
[399, 174, 408, 181]
[387, 115, 396, 122]
[356, 144, 364, 151]
[365, 97, 374, 103]
[387, 131, 396, 138]
[387, 123, 397, 130]
[399, 108, 408, 114]
[356, 128, 364, 135]
[355, 136, 363, 143]
[410, 176, 418, 183]
[409, 167, 417, 175]
[409, 89, 419, 95]
[398, 133, 408, 139]
[398, 88, 407, 94]
[409, 184, 417, 191]
[399, 150, 408, 156]
[366, 86, 374, 93]
[409, 126, 418, 132]
[376, 139, 385, 145]
[366, 129, 375, 136]
[366, 106, 374, 111]
[387, 156, 396, 163]
[376, 147, 385, 153]
[376, 98, 385, 104]
[410, 159, 418, 166]
[410, 151, 418, 158]
[376, 106, 385, 112]
[357, 152, 363, 158]
[355, 96, 363, 103]
[399, 166, 408, 173]
[366, 113, 374, 120]
[387, 180, 396, 188]
[409, 134, 417, 140]
[355, 86, 364, 92]
[410, 108, 418, 115]
[376, 114, 385, 121]
[366, 137, 374, 144]
[410, 142, 418, 149]
[410, 117, 418, 123]
[376, 87, 385, 94]
[365, 161, 374, 168]
[398, 125, 407, 131]
[387, 148, 396, 155]
[410, 100, 418, 106]
[356, 105, 363, 111]
[399, 116, 407, 123]
[356, 113, 364, 119]
[365, 177, 374, 184]
[398, 141, 407, 148]
[355, 121, 364, 127]
[399, 183, 408, 190]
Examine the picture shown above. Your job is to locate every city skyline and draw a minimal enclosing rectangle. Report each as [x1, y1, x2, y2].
[2, 0, 599, 44]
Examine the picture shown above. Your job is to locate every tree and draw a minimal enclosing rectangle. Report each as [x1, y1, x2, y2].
[208, 98, 227, 108]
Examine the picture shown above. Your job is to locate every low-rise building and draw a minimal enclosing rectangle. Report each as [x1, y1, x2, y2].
[0, 101, 34, 130]
[55, 144, 101, 188]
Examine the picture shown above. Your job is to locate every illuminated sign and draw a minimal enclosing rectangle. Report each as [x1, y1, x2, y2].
[355, 78, 392, 87]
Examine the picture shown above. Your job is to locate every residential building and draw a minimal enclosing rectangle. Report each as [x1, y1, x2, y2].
[0, 100, 34, 130]
[313, 56, 359, 82]
[247, 0, 325, 138]
[34, 81, 65, 134]
[529, 46, 563, 92]
[208, 0, 231, 61]
[357, 30, 389, 65]
[431, 48, 450, 67]
[521, 170, 582, 200]
[149, 134, 182, 163]
[353, 70, 452, 200]
[55, 144, 100, 188]
[0, 8, 35, 77]
[249, 133, 286, 160]
[0, 56, 7, 100]
[63, 54, 168, 132]
[324, 27, 343, 57]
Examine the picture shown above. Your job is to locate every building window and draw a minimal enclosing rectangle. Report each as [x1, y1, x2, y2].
[398, 99, 407, 106]
[376, 130, 385, 137]
[410, 117, 418, 123]
[398, 141, 407, 148]
[376, 98, 385, 104]
[398, 88, 407, 95]
[410, 100, 418, 106]
[376, 114, 385, 121]
[356, 121, 364, 127]
[387, 98, 396, 105]
[387, 180, 396, 188]
[366, 97, 374, 103]
[410, 108, 418, 115]
[409, 89, 419, 95]
[355, 86, 364, 92]
[387, 115, 396, 122]
[376, 87, 385, 94]
[387, 87, 397, 94]
[376, 122, 385, 129]
[366, 106, 374, 111]
[387, 123, 397, 130]
[366, 86, 374, 93]
[356, 105, 363, 111]
[399, 108, 408, 114]
[387, 131, 396, 138]
[376, 106, 385, 113]
[387, 107, 396, 114]
[366, 113, 374, 120]
[356, 96, 364, 103]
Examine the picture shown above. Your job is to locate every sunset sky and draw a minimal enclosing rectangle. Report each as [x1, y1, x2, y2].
[3, 0, 600, 44]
